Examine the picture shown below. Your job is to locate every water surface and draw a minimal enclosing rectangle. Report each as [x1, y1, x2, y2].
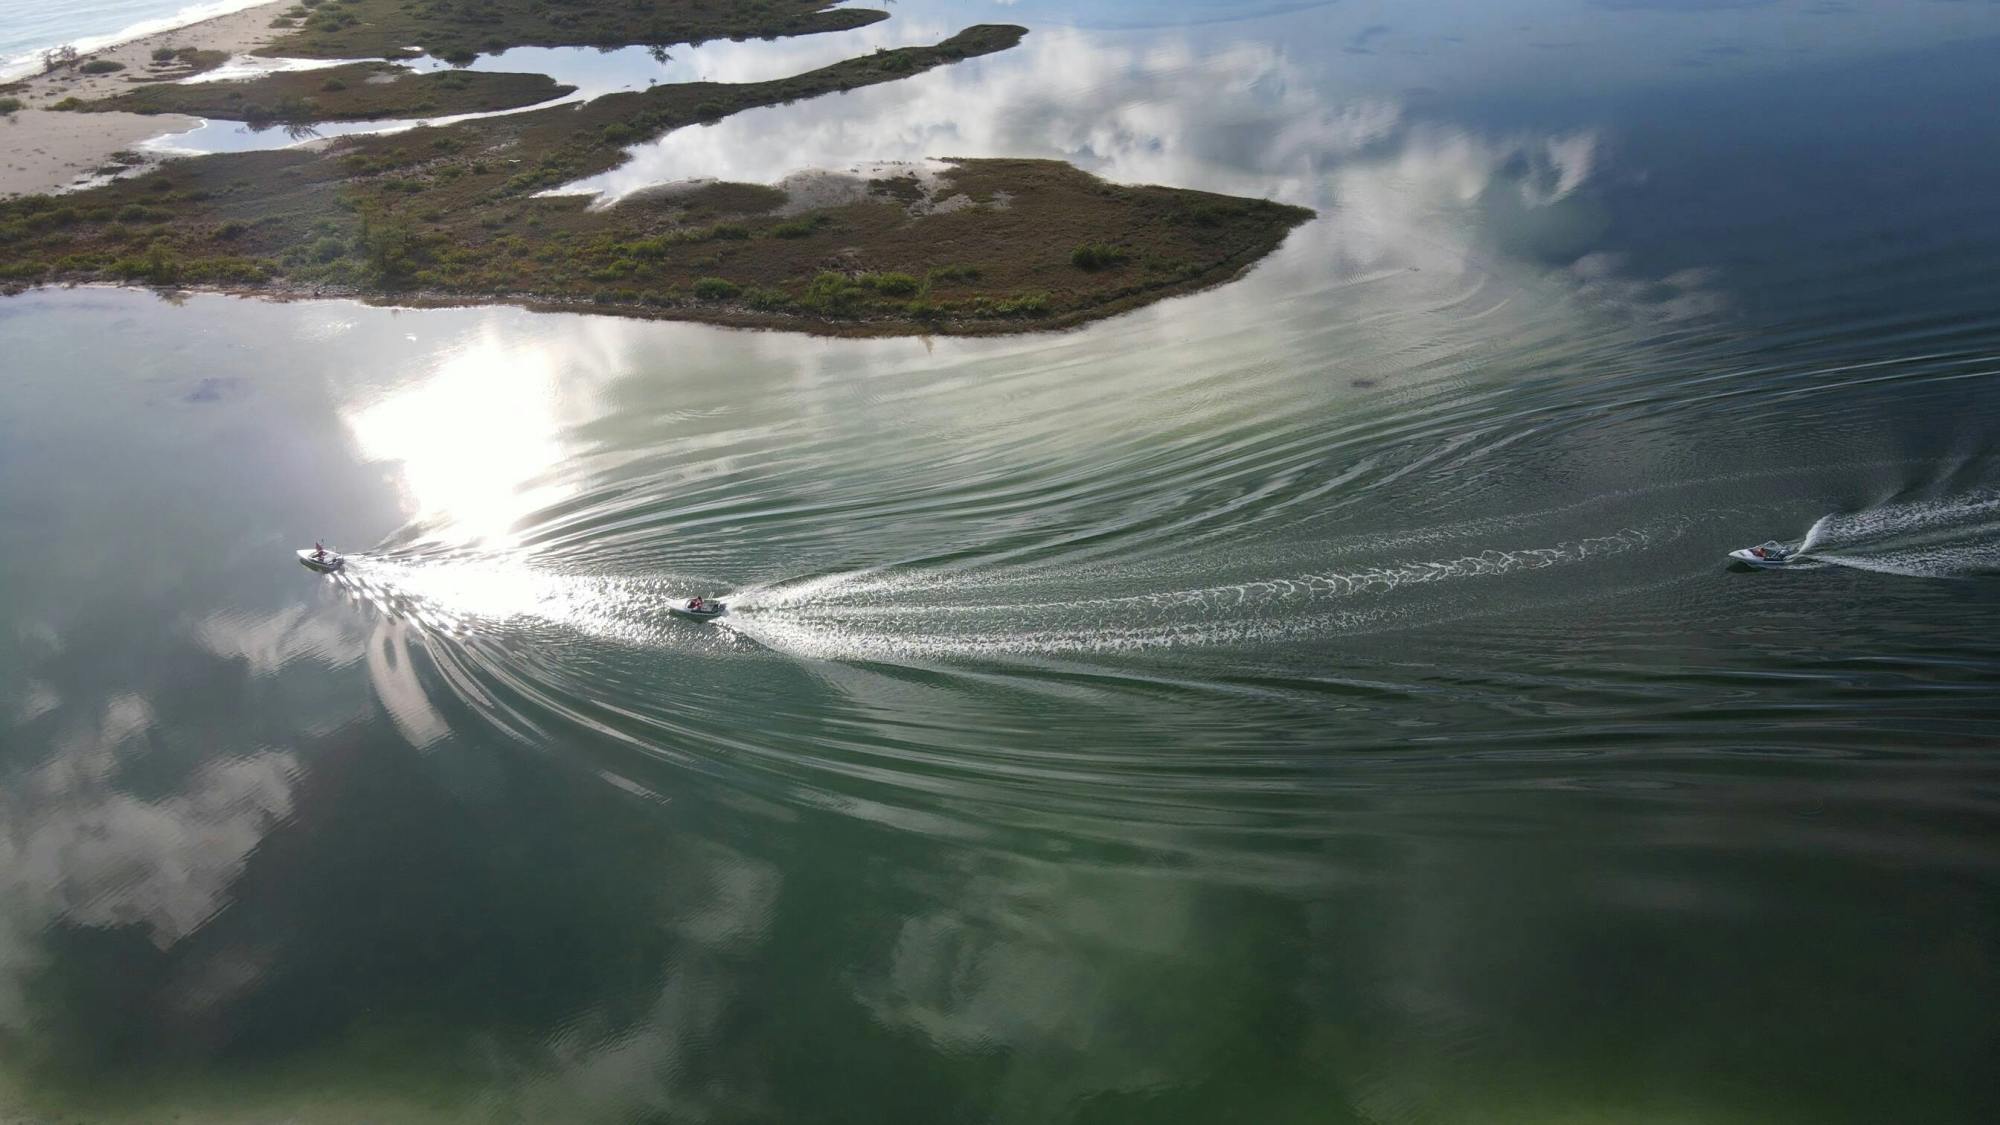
[3, 0, 1999, 1121]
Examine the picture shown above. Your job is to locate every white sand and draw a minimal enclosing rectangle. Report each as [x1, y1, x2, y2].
[0, 0, 290, 198]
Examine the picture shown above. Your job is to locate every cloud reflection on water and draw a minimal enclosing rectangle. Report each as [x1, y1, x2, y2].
[144, 14, 965, 156]
[0, 692, 298, 1029]
[552, 23, 1691, 324]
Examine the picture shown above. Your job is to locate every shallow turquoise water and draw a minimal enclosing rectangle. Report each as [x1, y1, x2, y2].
[3, 1, 1999, 1121]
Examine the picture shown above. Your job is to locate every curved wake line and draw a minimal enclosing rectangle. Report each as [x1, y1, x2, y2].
[1798, 492, 2000, 577]
[724, 527, 1666, 661]
[746, 529, 1655, 619]
[326, 519, 1675, 666]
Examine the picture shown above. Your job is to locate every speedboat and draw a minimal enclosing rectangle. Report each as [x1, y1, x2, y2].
[670, 599, 727, 620]
[297, 547, 344, 573]
[1728, 541, 1794, 568]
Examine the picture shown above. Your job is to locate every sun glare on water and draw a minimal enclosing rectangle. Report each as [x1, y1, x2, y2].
[343, 337, 578, 549]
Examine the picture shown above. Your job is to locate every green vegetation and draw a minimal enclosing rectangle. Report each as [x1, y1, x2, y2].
[769, 215, 831, 239]
[864, 271, 922, 296]
[77, 62, 573, 123]
[134, 45, 233, 76]
[258, 0, 892, 62]
[78, 60, 125, 74]
[0, 17, 1312, 336]
[0, 96, 21, 115]
[1070, 242, 1129, 270]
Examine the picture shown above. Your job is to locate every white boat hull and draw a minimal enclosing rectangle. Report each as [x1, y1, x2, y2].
[670, 602, 727, 620]
[297, 548, 344, 573]
[1728, 547, 1789, 568]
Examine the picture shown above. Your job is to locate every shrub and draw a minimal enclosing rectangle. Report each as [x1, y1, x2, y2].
[50, 97, 83, 111]
[862, 271, 921, 296]
[181, 255, 273, 283]
[927, 264, 980, 283]
[437, 45, 477, 65]
[799, 270, 864, 315]
[152, 47, 179, 62]
[742, 287, 790, 310]
[321, 77, 347, 92]
[691, 276, 739, 300]
[1070, 243, 1128, 271]
[215, 219, 248, 240]
[996, 291, 1051, 316]
[361, 214, 420, 280]
[112, 243, 180, 284]
[769, 216, 828, 239]
[79, 60, 124, 74]
[870, 48, 916, 74]
[0, 97, 20, 115]
[709, 224, 749, 240]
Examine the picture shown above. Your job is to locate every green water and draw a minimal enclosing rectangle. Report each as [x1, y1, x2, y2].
[4, 0, 2000, 1120]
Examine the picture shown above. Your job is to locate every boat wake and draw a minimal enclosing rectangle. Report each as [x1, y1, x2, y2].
[315, 520, 1676, 669]
[723, 528, 1661, 661]
[1797, 492, 2000, 577]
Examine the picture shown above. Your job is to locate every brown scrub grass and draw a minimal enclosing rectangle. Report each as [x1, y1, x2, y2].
[0, 24, 1314, 336]
[74, 63, 575, 123]
[257, 0, 892, 62]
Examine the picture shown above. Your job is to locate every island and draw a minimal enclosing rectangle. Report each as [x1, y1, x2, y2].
[0, 0, 1314, 336]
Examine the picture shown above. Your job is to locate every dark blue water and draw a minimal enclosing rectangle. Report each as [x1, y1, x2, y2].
[2, 1, 1998, 1121]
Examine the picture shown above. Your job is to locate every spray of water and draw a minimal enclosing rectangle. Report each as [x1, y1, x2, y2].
[319, 523, 1665, 665]
[1797, 492, 2000, 577]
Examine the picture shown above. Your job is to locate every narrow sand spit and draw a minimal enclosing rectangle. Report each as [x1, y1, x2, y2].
[0, 1, 289, 198]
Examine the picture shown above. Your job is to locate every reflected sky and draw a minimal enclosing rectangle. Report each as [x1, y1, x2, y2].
[142, 11, 967, 155]
[131, 0, 2000, 162]
[5, 1, 2000, 1121]
[342, 334, 582, 549]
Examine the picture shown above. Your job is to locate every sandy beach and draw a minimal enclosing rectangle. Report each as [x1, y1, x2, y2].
[0, 1, 288, 198]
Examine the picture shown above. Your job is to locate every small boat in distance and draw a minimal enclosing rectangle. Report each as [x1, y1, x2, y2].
[297, 544, 344, 573]
[1728, 541, 1794, 568]
[670, 597, 727, 620]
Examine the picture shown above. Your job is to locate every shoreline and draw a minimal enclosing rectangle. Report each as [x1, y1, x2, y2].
[6, 243, 1283, 337]
[0, 0, 289, 198]
[0, 18, 1315, 338]
[0, 0, 279, 79]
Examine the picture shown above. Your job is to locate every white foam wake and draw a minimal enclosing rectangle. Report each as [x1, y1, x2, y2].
[327, 521, 1669, 665]
[1799, 492, 2000, 577]
[723, 529, 1658, 661]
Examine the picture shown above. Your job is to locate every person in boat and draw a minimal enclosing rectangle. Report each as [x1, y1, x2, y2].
[313, 540, 328, 562]
[1750, 543, 1788, 561]
[687, 596, 705, 611]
